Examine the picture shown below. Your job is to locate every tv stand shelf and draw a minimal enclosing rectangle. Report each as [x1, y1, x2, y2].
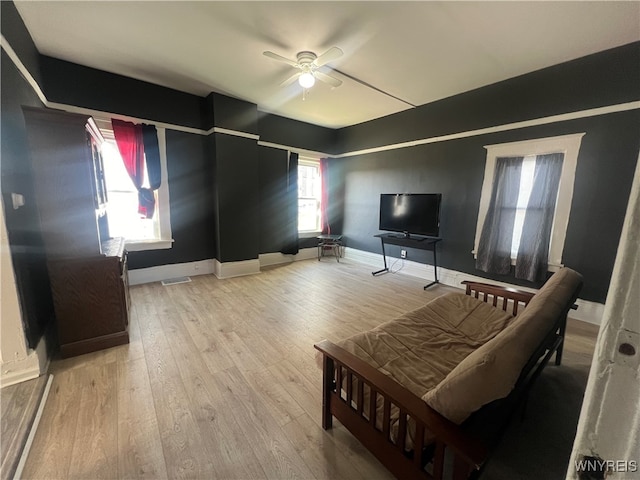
[372, 233, 442, 289]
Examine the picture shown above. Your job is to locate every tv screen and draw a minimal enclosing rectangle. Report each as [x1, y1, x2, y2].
[379, 193, 442, 237]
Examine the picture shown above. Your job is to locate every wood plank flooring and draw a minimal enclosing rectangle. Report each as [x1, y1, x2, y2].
[19, 259, 598, 479]
[0, 375, 49, 480]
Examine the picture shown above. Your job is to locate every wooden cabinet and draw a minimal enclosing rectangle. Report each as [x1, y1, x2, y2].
[23, 107, 129, 358]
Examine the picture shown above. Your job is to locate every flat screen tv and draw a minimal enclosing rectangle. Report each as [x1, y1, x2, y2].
[379, 193, 442, 237]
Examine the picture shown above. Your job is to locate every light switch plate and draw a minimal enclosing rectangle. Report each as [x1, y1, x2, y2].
[11, 193, 24, 209]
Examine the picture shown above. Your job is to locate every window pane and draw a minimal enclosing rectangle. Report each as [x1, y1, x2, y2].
[298, 165, 318, 198]
[511, 156, 536, 256]
[298, 162, 321, 232]
[102, 139, 157, 240]
[299, 199, 319, 231]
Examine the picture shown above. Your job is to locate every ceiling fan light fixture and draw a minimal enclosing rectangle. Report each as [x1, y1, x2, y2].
[298, 72, 315, 88]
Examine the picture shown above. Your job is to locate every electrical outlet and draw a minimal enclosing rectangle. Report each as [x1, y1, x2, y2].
[401, 250, 407, 259]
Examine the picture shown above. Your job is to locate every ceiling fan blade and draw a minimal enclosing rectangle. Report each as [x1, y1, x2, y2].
[315, 71, 342, 88]
[280, 72, 302, 87]
[263, 51, 298, 67]
[314, 47, 343, 67]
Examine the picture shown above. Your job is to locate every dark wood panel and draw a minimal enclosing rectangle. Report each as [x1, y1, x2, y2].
[48, 255, 128, 346]
[23, 107, 100, 257]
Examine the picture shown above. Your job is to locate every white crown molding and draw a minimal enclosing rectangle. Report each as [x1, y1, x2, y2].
[343, 247, 605, 326]
[257, 140, 332, 159]
[211, 126, 260, 140]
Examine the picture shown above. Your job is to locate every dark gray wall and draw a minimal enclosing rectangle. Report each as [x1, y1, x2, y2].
[1, 5, 54, 349]
[331, 42, 640, 303]
[215, 134, 260, 262]
[258, 146, 289, 254]
[259, 113, 338, 155]
[40, 56, 207, 130]
[127, 130, 216, 269]
[1, 2, 42, 88]
[206, 93, 259, 134]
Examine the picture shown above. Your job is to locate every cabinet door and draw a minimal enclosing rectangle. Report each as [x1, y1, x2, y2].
[23, 107, 101, 257]
[48, 256, 129, 355]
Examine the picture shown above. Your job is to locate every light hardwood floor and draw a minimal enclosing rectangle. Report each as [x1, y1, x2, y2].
[20, 259, 598, 479]
[1, 375, 49, 480]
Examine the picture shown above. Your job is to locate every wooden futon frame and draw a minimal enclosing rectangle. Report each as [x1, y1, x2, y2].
[314, 280, 580, 480]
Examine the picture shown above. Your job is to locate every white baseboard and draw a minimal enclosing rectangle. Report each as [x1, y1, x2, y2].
[343, 247, 604, 326]
[13, 374, 54, 480]
[213, 258, 261, 279]
[128, 249, 318, 286]
[0, 334, 49, 388]
[128, 259, 216, 285]
[259, 247, 317, 267]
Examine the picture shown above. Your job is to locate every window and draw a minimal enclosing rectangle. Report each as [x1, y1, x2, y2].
[474, 133, 584, 270]
[298, 158, 322, 233]
[98, 122, 172, 251]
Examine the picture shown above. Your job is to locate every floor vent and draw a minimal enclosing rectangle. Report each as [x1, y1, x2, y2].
[161, 276, 192, 286]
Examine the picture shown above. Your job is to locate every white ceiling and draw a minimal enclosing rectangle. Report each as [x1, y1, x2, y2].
[14, 1, 640, 129]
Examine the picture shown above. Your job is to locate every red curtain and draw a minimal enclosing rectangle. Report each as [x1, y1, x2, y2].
[112, 119, 144, 187]
[320, 158, 330, 234]
[112, 119, 157, 218]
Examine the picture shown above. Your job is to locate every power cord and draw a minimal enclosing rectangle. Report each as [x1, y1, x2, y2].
[388, 257, 405, 274]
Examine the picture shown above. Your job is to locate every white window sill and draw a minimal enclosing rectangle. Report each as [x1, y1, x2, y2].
[125, 239, 174, 252]
[299, 230, 322, 239]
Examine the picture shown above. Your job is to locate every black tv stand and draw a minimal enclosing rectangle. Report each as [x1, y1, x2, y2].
[372, 233, 442, 289]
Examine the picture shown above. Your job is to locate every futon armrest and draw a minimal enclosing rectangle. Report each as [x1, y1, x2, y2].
[314, 339, 488, 470]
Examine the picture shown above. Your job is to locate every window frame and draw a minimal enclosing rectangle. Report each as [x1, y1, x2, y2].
[297, 156, 322, 237]
[98, 122, 173, 251]
[473, 133, 584, 270]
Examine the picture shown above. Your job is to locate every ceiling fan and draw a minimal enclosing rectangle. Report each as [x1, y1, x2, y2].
[263, 47, 343, 89]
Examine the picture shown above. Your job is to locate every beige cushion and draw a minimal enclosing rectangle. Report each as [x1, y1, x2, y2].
[333, 292, 514, 397]
[423, 268, 582, 424]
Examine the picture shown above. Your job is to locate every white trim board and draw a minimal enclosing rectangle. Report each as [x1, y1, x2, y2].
[0, 334, 50, 388]
[12, 374, 54, 480]
[0, 35, 47, 105]
[128, 259, 216, 285]
[128, 258, 261, 283]
[212, 127, 260, 140]
[343, 246, 605, 326]
[213, 258, 261, 279]
[258, 247, 317, 267]
[257, 140, 332, 159]
[127, 250, 317, 285]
